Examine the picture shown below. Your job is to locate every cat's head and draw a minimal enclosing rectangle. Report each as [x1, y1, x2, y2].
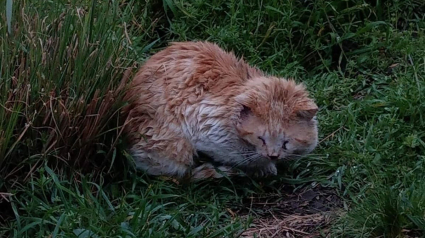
[235, 77, 318, 162]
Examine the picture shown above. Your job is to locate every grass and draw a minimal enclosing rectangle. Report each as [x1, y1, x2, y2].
[1, 0, 425, 237]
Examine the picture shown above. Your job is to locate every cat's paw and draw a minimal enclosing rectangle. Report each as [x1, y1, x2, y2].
[191, 163, 234, 180]
[266, 163, 278, 176]
[251, 162, 277, 177]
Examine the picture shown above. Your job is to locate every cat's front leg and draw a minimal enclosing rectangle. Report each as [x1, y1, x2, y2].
[260, 162, 277, 177]
[246, 162, 277, 177]
[129, 125, 196, 178]
[190, 163, 236, 181]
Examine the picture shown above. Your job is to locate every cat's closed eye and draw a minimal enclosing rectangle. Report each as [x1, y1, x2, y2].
[295, 138, 308, 144]
[258, 136, 265, 145]
[282, 140, 289, 150]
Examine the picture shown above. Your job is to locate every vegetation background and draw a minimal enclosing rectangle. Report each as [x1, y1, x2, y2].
[1, 0, 425, 237]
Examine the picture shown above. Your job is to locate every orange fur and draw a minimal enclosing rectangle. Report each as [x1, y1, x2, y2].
[123, 41, 318, 180]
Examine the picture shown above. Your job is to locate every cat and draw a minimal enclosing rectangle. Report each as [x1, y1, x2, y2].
[123, 41, 318, 181]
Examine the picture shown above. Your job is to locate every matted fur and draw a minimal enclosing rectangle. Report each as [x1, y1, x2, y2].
[123, 41, 318, 180]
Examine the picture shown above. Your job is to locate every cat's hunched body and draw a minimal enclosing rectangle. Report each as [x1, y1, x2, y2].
[123, 41, 318, 180]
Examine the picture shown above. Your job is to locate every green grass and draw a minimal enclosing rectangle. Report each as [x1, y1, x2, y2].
[1, 0, 425, 237]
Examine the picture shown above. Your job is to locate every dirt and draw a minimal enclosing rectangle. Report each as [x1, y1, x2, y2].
[235, 185, 344, 238]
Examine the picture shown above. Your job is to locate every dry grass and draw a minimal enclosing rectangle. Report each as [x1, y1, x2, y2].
[242, 212, 340, 238]
[237, 184, 344, 238]
[0, 1, 139, 181]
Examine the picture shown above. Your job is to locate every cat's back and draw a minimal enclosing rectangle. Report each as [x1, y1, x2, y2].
[128, 41, 263, 100]
[123, 41, 264, 136]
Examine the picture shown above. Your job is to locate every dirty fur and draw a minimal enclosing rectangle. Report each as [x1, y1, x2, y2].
[123, 41, 318, 180]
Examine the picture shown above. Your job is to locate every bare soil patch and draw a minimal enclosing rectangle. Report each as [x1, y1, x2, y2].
[237, 185, 344, 238]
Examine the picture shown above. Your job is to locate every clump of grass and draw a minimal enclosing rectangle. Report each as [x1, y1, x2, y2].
[0, 1, 141, 181]
[2, 164, 249, 237]
[334, 182, 425, 237]
[165, 0, 425, 74]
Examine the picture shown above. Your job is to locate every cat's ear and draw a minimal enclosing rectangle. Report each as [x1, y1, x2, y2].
[240, 105, 252, 119]
[296, 100, 318, 120]
[235, 93, 253, 119]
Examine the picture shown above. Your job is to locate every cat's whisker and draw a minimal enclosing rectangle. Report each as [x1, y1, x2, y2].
[236, 152, 259, 156]
[285, 153, 325, 159]
[231, 157, 253, 167]
[231, 155, 258, 168]
[285, 154, 303, 157]
[228, 150, 255, 154]
[227, 151, 259, 157]
[279, 157, 298, 162]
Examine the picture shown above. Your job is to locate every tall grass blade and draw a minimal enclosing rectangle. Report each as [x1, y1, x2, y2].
[6, 0, 12, 34]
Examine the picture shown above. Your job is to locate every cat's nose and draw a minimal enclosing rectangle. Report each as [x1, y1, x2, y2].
[268, 155, 279, 160]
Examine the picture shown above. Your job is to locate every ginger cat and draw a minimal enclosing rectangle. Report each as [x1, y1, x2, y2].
[123, 41, 318, 180]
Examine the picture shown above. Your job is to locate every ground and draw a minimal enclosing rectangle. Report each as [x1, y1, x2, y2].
[239, 185, 343, 237]
[1, 0, 425, 237]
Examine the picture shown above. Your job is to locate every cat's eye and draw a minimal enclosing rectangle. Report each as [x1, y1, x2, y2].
[282, 140, 289, 150]
[258, 136, 266, 145]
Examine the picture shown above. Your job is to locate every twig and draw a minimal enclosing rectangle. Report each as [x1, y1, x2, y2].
[319, 126, 344, 144]
[0, 192, 14, 202]
[123, 22, 132, 45]
[4, 122, 31, 159]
